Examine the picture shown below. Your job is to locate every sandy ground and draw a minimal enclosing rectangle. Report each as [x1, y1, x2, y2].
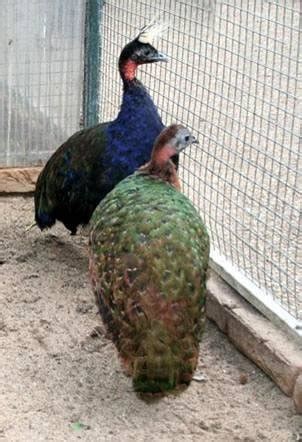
[0, 195, 301, 442]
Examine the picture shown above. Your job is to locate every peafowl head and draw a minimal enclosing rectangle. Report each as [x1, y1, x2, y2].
[119, 21, 169, 82]
[151, 125, 198, 166]
[138, 125, 198, 188]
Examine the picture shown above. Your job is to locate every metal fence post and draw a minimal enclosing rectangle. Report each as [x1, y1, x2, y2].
[83, 0, 104, 128]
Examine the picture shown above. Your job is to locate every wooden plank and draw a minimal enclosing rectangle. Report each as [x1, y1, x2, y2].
[209, 254, 301, 340]
[0, 167, 42, 193]
[293, 375, 302, 413]
[206, 271, 302, 411]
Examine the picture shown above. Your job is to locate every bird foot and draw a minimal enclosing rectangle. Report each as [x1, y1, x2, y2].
[25, 221, 37, 232]
[89, 326, 105, 338]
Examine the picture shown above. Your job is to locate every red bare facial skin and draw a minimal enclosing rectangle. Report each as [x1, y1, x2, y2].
[120, 60, 138, 82]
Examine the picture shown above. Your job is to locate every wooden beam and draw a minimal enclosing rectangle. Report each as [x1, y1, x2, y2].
[206, 271, 302, 412]
[0, 167, 42, 193]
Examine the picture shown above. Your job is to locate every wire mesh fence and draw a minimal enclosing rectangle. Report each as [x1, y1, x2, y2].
[0, 0, 300, 334]
[99, 0, 301, 332]
[0, 0, 85, 167]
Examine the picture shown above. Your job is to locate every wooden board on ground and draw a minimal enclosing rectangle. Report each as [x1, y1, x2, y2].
[206, 270, 302, 412]
[0, 167, 41, 193]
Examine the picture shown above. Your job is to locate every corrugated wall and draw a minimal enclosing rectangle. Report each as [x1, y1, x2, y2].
[0, 0, 85, 167]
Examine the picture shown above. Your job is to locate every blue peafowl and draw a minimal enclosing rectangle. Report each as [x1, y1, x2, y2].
[35, 22, 175, 235]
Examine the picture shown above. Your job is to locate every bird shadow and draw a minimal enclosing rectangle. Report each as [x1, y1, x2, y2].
[5, 229, 90, 275]
[32, 233, 89, 272]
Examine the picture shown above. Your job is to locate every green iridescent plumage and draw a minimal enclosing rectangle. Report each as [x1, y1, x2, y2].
[89, 172, 209, 393]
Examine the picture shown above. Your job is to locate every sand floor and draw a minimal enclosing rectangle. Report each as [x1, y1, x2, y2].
[0, 196, 301, 441]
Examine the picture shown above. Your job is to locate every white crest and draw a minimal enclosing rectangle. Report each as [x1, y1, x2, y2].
[137, 19, 169, 45]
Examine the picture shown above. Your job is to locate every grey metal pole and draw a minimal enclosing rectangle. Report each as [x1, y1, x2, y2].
[83, 0, 104, 128]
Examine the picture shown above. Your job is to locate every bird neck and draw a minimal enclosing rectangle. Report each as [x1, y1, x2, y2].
[151, 145, 177, 168]
[119, 59, 139, 85]
[104, 75, 164, 185]
[139, 159, 180, 190]
[117, 78, 160, 121]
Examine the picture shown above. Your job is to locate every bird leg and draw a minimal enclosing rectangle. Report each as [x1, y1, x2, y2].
[25, 221, 37, 232]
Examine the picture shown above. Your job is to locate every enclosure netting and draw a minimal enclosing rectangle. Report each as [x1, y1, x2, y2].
[99, 0, 301, 326]
[0, 0, 85, 167]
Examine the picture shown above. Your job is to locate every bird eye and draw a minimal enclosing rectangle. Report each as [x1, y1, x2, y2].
[145, 49, 151, 56]
[185, 135, 190, 142]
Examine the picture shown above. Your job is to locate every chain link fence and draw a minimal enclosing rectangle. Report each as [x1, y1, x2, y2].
[0, 0, 85, 167]
[99, 0, 301, 335]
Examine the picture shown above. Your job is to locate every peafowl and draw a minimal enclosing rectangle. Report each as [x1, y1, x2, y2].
[35, 22, 174, 235]
[89, 125, 209, 394]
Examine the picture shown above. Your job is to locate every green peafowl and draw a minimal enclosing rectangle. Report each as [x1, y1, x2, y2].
[89, 124, 209, 394]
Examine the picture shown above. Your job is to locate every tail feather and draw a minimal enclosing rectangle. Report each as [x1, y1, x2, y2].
[34, 173, 56, 230]
[35, 210, 56, 230]
[119, 313, 199, 393]
[131, 337, 198, 393]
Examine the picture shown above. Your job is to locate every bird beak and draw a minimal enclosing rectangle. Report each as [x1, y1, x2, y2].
[150, 51, 169, 62]
[192, 136, 199, 145]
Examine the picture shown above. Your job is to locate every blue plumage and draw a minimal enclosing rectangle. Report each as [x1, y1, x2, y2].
[34, 33, 172, 234]
[103, 81, 164, 185]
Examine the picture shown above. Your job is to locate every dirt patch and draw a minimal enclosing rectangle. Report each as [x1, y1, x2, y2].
[0, 196, 301, 441]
